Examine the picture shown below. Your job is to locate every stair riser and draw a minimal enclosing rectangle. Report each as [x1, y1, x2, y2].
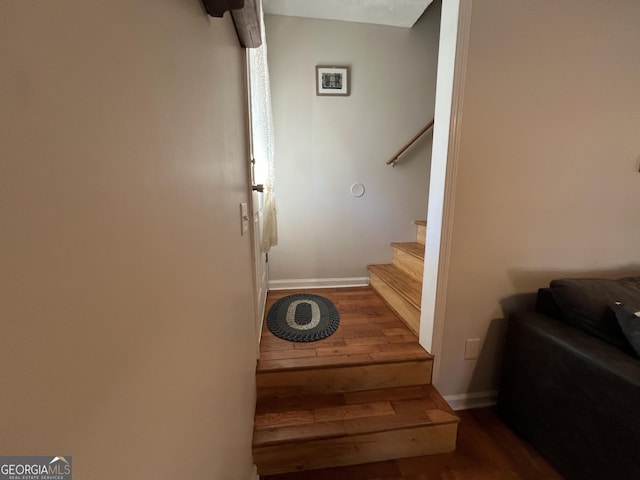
[255, 423, 458, 475]
[393, 248, 424, 282]
[370, 273, 420, 335]
[257, 360, 432, 398]
[416, 224, 426, 245]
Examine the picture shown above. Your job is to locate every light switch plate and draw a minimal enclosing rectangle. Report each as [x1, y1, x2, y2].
[240, 202, 249, 235]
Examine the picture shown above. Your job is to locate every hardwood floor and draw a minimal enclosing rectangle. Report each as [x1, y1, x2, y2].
[262, 407, 564, 480]
[257, 287, 434, 398]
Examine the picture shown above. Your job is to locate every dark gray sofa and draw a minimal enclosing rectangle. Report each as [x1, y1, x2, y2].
[497, 278, 640, 480]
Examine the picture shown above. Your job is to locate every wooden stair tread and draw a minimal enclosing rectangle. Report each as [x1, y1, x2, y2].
[257, 342, 432, 373]
[414, 220, 426, 226]
[367, 264, 422, 310]
[391, 242, 425, 260]
[253, 385, 459, 447]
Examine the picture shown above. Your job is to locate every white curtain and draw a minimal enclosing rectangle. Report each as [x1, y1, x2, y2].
[248, 2, 277, 253]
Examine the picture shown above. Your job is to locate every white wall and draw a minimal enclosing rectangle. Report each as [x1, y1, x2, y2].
[436, 0, 640, 401]
[0, 1, 257, 478]
[265, 5, 441, 285]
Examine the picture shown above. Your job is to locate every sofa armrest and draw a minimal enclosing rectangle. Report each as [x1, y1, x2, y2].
[498, 311, 640, 480]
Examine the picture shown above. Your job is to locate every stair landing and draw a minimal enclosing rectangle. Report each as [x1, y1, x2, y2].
[259, 288, 426, 365]
[258, 287, 432, 396]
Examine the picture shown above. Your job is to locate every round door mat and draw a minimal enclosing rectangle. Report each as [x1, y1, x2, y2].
[266, 293, 340, 342]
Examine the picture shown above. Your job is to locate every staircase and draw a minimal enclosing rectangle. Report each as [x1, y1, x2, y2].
[368, 220, 426, 335]
[253, 286, 458, 476]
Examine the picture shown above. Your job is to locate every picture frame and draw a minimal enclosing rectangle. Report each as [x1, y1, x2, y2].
[316, 66, 350, 96]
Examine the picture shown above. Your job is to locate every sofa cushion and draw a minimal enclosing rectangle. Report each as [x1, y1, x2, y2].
[614, 303, 640, 357]
[536, 288, 564, 318]
[549, 276, 640, 356]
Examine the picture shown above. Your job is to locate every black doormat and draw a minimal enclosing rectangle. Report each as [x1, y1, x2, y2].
[266, 293, 340, 342]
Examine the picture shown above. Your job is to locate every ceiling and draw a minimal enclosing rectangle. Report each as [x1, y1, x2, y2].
[262, 0, 434, 28]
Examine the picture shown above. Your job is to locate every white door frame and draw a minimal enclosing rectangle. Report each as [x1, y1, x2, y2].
[244, 50, 269, 358]
[419, 0, 472, 385]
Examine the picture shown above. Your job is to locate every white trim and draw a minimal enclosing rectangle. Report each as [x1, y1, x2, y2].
[432, 0, 472, 386]
[268, 277, 369, 290]
[244, 49, 266, 361]
[250, 464, 259, 480]
[419, 0, 472, 386]
[444, 390, 497, 411]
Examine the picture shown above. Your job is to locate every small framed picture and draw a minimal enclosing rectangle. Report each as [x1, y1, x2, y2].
[316, 66, 350, 96]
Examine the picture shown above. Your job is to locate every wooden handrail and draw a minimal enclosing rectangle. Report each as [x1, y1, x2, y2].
[386, 118, 435, 166]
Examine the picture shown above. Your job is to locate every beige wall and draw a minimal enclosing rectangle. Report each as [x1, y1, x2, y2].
[0, 1, 257, 478]
[265, 5, 440, 285]
[437, 0, 640, 397]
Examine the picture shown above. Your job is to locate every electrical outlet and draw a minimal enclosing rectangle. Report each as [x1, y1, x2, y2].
[465, 338, 481, 360]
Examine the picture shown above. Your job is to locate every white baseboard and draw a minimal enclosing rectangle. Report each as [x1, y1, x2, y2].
[251, 464, 259, 480]
[268, 277, 369, 290]
[443, 390, 498, 411]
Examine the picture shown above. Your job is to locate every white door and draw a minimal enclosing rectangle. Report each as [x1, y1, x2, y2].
[246, 52, 269, 352]
[250, 161, 268, 349]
